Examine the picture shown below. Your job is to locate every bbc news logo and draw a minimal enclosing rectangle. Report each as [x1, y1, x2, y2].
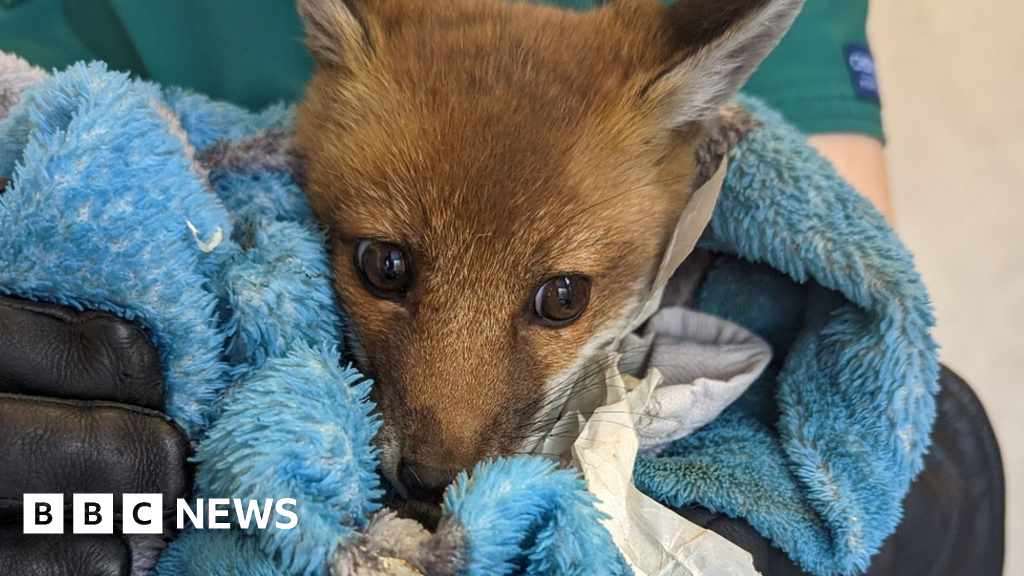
[23, 494, 298, 534]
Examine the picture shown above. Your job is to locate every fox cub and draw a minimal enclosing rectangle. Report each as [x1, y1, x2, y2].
[295, 0, 802, 508]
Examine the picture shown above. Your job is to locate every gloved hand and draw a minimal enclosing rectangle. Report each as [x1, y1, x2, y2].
[0, 295, 192, 576]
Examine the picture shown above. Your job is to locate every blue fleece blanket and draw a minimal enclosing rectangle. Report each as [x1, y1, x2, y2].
[0, 63, 937, 576]
[635, 95, 938, 576]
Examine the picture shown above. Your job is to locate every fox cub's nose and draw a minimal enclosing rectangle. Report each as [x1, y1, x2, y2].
[398, 459, 459, 502]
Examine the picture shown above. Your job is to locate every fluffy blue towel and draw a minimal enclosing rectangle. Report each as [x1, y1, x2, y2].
[635, 96, 938, 576]
[0, 62, 937, 576]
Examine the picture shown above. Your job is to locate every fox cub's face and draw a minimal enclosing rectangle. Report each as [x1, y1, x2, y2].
[296, 0, 800, 504]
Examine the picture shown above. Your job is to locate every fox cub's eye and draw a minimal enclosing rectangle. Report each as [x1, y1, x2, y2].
[356, 240, 413, 298]
[534, 275, 591, 326]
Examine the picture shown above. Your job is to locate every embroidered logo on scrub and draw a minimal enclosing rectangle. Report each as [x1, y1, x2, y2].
[844, 44, 881, 102]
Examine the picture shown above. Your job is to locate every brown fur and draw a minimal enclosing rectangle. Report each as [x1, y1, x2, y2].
[295, 0, 799, 495]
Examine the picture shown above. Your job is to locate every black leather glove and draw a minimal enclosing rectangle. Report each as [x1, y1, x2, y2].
[674, 366, 1006, 576]
[0, 295, 192, 576]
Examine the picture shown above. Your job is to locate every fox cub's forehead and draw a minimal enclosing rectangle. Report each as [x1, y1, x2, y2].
[299, 0, 700, 254]
[359, 0, 663, 103]
[304, 0, 671, 147]
[308, 94, 663, 242]
[305, 97, 684, 272]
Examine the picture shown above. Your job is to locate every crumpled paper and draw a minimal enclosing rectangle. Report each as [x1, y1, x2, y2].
[527, 159, 767, 576]
[577, 364, 759, 576]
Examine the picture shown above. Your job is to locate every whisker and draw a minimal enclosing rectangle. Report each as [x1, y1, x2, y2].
[514, 345, 728, 445]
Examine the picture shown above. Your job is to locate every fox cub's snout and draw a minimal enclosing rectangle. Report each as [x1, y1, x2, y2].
[296, 0, 801, 503]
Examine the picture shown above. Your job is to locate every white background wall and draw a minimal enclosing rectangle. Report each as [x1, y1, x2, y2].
[870, 1, 1023, 573]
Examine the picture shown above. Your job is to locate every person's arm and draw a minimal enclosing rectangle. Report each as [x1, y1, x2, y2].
[741, 0, 895, 223]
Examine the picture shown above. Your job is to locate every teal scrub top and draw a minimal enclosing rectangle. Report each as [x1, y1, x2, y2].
[0, 0, 882, 140]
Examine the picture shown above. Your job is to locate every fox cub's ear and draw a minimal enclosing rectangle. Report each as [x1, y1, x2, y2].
[638, 0, 804, 126]
[296, 0, 374, 69]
